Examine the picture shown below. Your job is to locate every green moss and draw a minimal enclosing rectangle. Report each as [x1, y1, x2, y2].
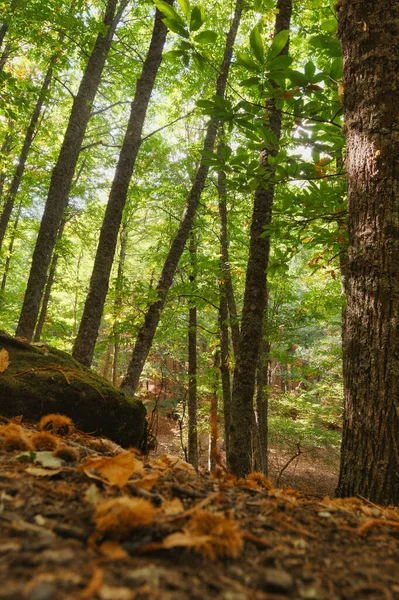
[0, 330, 146, 448]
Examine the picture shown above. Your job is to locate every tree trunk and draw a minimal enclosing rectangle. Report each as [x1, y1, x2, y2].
[0, 129, 13, 204]
[187, 232, 198, 468]
[210, 350, 220, 473]
[1, 200, 22, 293]
[16, 0, 122, 341]
[0, 61, 55, 252]
[336, 0, 399, 504]
[72, 3, 170, 366]
[255, 337, 270, 475]
[33, 218, 66, 342]
[217, 128, 240, 358]
[229, 0, 292, 478]
[120, 0, 244, 396]
[112, 220, 129, 387]
[219, 291, 231, 461]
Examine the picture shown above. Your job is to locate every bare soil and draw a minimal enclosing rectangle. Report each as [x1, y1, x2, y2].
[1, 415, 399, 600]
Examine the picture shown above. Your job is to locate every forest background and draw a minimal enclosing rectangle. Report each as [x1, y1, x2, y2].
[0, 0, 345, 479]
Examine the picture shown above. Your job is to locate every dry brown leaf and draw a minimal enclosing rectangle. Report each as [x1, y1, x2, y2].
[0, 349, 10, 373]
[162, 531, 212, 549]
[79, 566, 104, 598]
[149, 454, 196, 473]
[25, 467, 63, 477]
[93, 496, 157, 539]
[161, 497, 184, 515]
[81, 452, 144, 487]
[99, 541, 129, 560]
[135, 471, 160, 490]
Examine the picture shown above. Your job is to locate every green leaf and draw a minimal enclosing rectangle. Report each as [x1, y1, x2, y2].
[177, 0, 190, 19]
[287, 69, 307, 86]
[192, 51, 206, 70]
[304, 61, 316, 79]
[239, 76, 261, 87]
[250, 25, 264, 64]
[194, 30, 217, 43]
[154, 0, 184, 23]
[267, 29, 289, 61]
[254, 0, 262, 9]
[329, 57, 342, 81]
[163, 49, 185, 60]
[162, 18, 190, 37]
[235, 51, 259, 71]
[266, 55, 292, 71]
[190, 6, 203, 31]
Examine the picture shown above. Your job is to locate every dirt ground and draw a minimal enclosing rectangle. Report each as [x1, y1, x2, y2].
[1, 415, 399, 600]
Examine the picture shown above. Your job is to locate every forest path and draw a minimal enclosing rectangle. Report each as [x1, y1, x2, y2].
[0, 416, 398, 600]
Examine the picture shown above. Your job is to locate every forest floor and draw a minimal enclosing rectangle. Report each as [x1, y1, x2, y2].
[1, 416, 399, 600]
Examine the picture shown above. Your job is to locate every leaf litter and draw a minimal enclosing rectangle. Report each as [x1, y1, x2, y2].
[0, 416, 399, 599]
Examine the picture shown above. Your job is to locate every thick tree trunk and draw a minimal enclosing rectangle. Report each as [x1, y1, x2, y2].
[337, 0, 399, 504]
[16, 0, 122, 341]
[0, 62, 55, 252]
[187, 232, 198, 468]
[72, 4, 170, 366]
[217, 130, 240, 358]
[229, 0, 292, 477]
[120, 0, 244, 396]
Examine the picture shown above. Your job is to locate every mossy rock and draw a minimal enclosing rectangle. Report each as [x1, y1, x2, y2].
[0, 331, 146, 448]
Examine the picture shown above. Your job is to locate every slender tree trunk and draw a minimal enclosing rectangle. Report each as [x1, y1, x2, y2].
[0, 42, 11, 72]
[217, 128, 240, 358]
[229, 0, 292, 477]
[187, 232, 198, 468]
[33, 218, 66, 342]
[112, 219, 129, 387]
[255, 336, 270, 475]
[337, 0, 399, 504]
[0, 61, 56, 251]
[72, 3, 170, 366]
[219, 291, 231, 462]
[0, 130, 13, 205]
[16, 0, 123, 341]
[120, 0, 244, 396]
[1, 200, 22, 293]
[210, 351, 220, 473]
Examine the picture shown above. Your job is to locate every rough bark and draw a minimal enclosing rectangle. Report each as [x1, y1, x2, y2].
[120, 0, 244, 396]
[16, 0, 122, 341]
[0, 62, 55, 252]
[229, 0, 292, 477]
[187, 231, 198, 468]
[0, 130, 13, 204]
[336, 0, 399, 504]
[72, 4, 169, 366]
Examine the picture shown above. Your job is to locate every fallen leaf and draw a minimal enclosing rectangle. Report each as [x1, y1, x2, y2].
[161, 497, 184, 515]
[81, 452, 144, 487]
[26, 467, 63, 477]
[84, 483, 103, 505]
[135, 472, 160, 490]
[99, 585, 134, 600]
[162, 531, 212, 549]
[80, 567, 104, 599]
[34, 451, 64, 469]
[0, 348, 10, 373]
[99, 541, 129, 560]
